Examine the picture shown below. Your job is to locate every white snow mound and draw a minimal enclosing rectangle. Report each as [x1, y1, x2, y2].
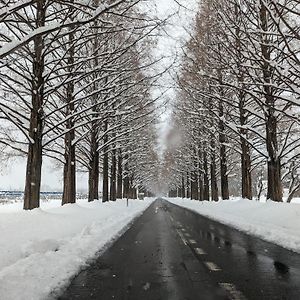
[0, 198, 154, 300]
[168, 198, 300, 253]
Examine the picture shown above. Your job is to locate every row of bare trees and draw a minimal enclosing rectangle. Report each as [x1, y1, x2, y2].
[165, 0, 300, 202]
[0, 0, 161, 209]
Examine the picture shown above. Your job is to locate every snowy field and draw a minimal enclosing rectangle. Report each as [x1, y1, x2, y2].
[168, 198, 300, 254]
[0, 198, 154, 300]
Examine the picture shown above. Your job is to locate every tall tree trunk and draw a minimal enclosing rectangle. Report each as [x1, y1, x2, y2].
[62, 22, 76, 206]
[186, 174, 191, 198]
[181, 176, 186, 198]
[127, 176, 136, 199]
[24, 0, 45, 210]
[191, 171, 199, 200]
[110, 147, 117, 201]
[88, 5, 100, 202]
[178, 185, 182, 198]
[240, 137, 252, 199]
[122, 158, 129, 199]
[238, 74, 252, 200]
[203, 148, 210, 200]
[123, 176, 130, 199]
[88, 130, 99, 202]
[240, 102, 252, 200]
[102, 120, 109, 202]
[132, 186, 137, 199]
[24, 124, 43, 210]
[199, 173, 204, 201]
[260, 2, 282, 202]
[210, 139, 219, 201]
[116, 151, 123, 199]
[266, 118, 282, 202]
[235, 3, 252, 200]
[217, 71, 229, 200]
[62, 131, 76, 205]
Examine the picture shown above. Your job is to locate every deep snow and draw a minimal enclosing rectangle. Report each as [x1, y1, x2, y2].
[168, 198, 300, 254]
[0, 198, 154, 300]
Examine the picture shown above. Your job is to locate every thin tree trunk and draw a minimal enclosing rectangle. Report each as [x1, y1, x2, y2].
[24, 0, 45, 210]
[110, 147, 117, 201]
[199, 173, 204, 201]
[123, 176, 130, 199]
[191, 171, 199, 200]
[177, 186, 182, 198]
[203, 148, 210, 200]
[186, 174, 191, 198]
[88, 5, 100, 202]
[181, 176, 186, 198]
[241, 135, 252, 199]
[210, 139, 219, 201]
[62, 22, 76, 206]
[238, 87, 252, 200]
[217, 71, 229, 200]
[62, 134, 76, 205]
[235, 2, 252, 200]
[102, 120, 109, 202]
[88, 131, 99, 202]
[260, 2, 282, 202]
[133, 189, 137, 199]
[116, 152, 123, 199]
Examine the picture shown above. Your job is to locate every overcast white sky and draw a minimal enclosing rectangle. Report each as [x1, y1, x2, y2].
[151, 0, 199, 160]
[0, 0, 198, 192]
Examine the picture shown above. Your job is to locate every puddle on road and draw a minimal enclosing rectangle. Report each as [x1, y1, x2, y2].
[274, 261, 289, 274]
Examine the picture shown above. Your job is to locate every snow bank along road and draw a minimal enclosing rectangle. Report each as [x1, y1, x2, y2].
[0, 198, 155, 300]
[168, 197, 300, 253]
[60, 199, 300, 300]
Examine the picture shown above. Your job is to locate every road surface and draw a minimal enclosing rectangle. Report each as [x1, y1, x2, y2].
[59, 199, 300, 300]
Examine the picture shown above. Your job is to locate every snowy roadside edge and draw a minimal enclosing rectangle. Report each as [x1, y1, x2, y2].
[49, 208, 148, 299]
[166, 198, 300, 254]
[0, 200, 154, 300]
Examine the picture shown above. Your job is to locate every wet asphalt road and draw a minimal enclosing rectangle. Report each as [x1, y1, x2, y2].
[58, 199, 300, 300]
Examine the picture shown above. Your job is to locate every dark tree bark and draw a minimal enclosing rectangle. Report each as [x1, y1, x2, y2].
[172, 190, 177, 197]
[88, 7, 100, 202]
[240, 98, 252, 200]
[127, 176, 136, 199]
[233, 3, 252, 200]
[116, 152, 123, 199]
[62, 129, 76, 205]
[110, 147, 117, 201]
[132, 186, 137, 199]
[240, 135, 252, 200]
[88, 128, 99, 202]
[102, 120, 109, 202]
[210, 139, 219, 201]
[123, 176, 130, 199]
[186, 174, 191, 198]
[178, 185, 182, 198]
[217, 70, 229, 200]
[181, 176, 186, 198]
[203, 148, 210, 200]
[24, 0, 45, 210]
[218, 101, 229, 200]
[260, 2, 282, 202]
[199, 173, 204, 201]
[191, 171, 199, 200]
[62, 22, 76, 206]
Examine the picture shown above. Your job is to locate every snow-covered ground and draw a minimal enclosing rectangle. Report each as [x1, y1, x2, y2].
[0, 198, 154, 300]
[168, 198, 300, 254]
